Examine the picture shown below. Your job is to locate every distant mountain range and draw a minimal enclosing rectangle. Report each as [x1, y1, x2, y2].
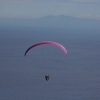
[0, 15, 100, 29]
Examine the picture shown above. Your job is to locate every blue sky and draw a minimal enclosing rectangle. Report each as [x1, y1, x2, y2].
[0, 0, 100, 19]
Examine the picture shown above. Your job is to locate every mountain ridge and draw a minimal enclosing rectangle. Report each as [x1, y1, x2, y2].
[0, 15, 100, 29]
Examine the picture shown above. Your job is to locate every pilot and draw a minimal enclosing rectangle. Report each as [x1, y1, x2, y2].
[45, 75, 49, 81]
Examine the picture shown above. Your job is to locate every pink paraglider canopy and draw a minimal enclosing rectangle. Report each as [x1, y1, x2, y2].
[24, 41, 67, 56]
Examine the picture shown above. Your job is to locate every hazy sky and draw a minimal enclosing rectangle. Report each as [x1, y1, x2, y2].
[0, 0, 100, 19]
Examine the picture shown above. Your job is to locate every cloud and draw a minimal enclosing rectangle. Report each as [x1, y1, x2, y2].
[76, 14, 93, 18]
[76, 14, 100, 19]
[94, 15, 100, 19]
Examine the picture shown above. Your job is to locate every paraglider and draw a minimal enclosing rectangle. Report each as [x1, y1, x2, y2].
[24, 41, 67, 81]
[45, 75, 49, 81]
[24, 41, 67, 56]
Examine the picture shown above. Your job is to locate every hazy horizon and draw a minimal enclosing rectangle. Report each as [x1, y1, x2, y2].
[0, 15, 100, 29]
